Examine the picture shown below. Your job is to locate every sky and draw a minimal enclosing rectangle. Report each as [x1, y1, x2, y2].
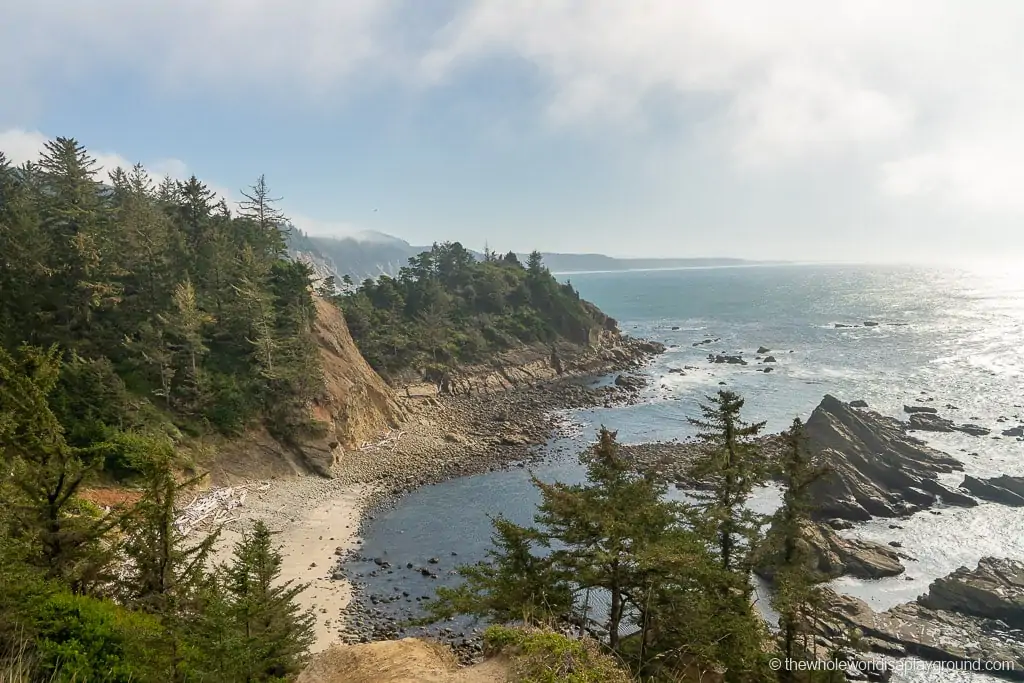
[2, 1, 1023, 264]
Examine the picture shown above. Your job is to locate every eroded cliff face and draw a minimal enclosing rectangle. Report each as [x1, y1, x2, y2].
[310, 298, 406, 447]
[399, 332, 664, 398]
[207, 298, 406, 483]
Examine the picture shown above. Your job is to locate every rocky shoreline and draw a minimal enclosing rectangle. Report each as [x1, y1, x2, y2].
[323, 338, 665, 659]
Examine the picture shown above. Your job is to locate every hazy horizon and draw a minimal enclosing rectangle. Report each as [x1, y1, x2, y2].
[4, 2, 1023, 264]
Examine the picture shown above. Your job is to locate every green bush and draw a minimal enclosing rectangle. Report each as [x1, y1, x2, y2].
[484, 626, 631, 683]
[32, 593, 169, 683]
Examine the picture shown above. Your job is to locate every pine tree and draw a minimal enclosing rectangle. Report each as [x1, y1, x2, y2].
[221, 520, 315, 681]
[686, 390, 769, 577]
[119, 447, 219, 680]
[534, 427, 687, 649]
[36, 137, 122, 349]
[429, 516, 572, 625]
[768, 418, 830, 680]
[113, 164, 175, 331]
[165, 280, 215, 412]
[0, 345, 118, 592]
[238, 175, 288, 261]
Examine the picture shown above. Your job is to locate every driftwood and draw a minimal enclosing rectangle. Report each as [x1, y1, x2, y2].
[357, 429, 405, 452]
[173, 481, 270, 538]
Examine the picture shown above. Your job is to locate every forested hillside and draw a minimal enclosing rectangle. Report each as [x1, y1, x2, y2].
[335, 245, 616, 379]
[0, 138, 323, 478]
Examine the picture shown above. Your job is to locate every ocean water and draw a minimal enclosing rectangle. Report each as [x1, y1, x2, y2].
[349, 263, 1024, 682]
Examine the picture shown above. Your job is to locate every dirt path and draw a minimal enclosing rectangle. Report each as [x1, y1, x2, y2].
[296, 638, 509, 683]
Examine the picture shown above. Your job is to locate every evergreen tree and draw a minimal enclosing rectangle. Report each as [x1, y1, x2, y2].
[0, 345, 118, 592]
[533, 427, 683, 649]
[767, 418, 830, 680]
[686, 390, 769, 577]
[429, 516, 573, 625]
[36, 137, 122, 349]
[238, 175, 288, 260]
[222, 520, 315, 681]
[119, 446, 219, 680]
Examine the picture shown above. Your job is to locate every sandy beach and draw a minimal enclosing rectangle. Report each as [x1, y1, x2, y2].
[208, 480, 374, 653]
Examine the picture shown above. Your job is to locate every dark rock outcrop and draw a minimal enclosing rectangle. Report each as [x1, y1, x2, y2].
[907, 412, 955, 432]
[1003, 426, 1024, 438]
[613, 374, 645, 392]
[817, 558, 1024, 679]
[961, 475, 1024, 507]
[756, 345, 771, 354]
[763, 355, 777, 363]
[708, 353, 747, 365]
[805, 395, 972, 521]
[904, 405, 939, 414]
[920, 557, 1024, 626]
[783, 522, 905, 580]
[850, 399, 869, 408]
[953, 423, 991, 436]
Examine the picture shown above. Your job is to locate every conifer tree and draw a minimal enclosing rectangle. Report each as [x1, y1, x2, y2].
[119, 446, 219, 680]
[165, 279, 215, 412]
[686, 390, 769, 577]
[767, 418, 830, 680]
[239, 175, 288, 260]
[428, 516, 573, 625]
[221, 520, 315, 681]
[37, 138, 122, 348]
[0, 345, 118, 592]
[532, 427, 686, 649]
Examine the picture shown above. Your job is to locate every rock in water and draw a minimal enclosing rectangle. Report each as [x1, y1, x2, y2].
[961, 475, 1024, 507]
[817, 558, 1024, 677]
[850, 399, 869, 408]
[953, 423, 991, 436]
[909, 405, 937, 417]
[907, 412, 956, 432]
[919, 557, 1024, 626]
[904, 405, 939, 414]
[757, 521, 904, 580]
[805, 395, 972, 521]
[756, 345, 771, 354]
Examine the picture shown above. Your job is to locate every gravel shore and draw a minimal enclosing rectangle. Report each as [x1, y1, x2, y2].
[207, 342, 663, 656]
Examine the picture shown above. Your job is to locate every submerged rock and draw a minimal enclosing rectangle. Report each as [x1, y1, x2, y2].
[707, 353, 747, 365]
[953, 423, 991, 436]
[805, 395, 971, 521]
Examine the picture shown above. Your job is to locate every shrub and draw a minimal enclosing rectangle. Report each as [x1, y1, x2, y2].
[31, 593, 169, 683]
[484, 626, 631, 683]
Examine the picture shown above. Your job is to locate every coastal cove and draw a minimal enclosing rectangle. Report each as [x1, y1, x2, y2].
[340, 263, 1024, 683]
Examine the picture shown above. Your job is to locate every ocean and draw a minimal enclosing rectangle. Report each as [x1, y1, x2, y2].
[348, 263, 1024, 682]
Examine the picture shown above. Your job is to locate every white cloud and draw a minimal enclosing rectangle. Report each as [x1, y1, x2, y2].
[0, 1, 397, 104]
[287, 213, 366, 239]
[417, 1, 1024, 213]
[5, 1, 1024, 222]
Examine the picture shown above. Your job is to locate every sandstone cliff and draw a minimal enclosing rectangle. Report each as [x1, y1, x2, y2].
[206, 298, 406, 482]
